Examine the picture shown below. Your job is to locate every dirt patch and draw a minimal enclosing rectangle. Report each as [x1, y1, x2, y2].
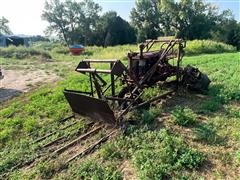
[120, 160, 137, 180]
[0, 69, 59, 103]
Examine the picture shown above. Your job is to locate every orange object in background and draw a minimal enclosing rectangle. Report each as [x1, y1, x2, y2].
[69, 44, 85, 55]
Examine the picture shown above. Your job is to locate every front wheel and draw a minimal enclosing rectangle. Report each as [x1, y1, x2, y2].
[118, 87, 142, 110]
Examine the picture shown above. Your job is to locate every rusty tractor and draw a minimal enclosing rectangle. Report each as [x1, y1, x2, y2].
[64, 39, 210, 125]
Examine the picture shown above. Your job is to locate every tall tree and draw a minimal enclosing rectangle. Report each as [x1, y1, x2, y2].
[42, 0, 70, 44]
[100, 11, 136, 46]
[211, 10, 240, 49]
[0, 17, 12, 35]
[42, 0, 101, 45]
[160, 0, 240, 48]
[80, 11, 136, 46]
[130, 0, 163, 42]
[160, 0, 217, 40]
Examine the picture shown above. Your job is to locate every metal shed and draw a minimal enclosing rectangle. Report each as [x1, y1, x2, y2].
[0, 35, 29, 47]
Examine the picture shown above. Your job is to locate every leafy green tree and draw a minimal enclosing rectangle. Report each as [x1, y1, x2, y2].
[91, 11, 117, 46]
[130, 0, 240, 49]
[160, 0, 218, 40]
[130, 0, 163, 42]
[211, 10, 240, 50]
[225, 22, 240, 50]
[92, 11, 136, 46]
[42, 1, 135, 46]
[42, 0, 101, 45]
[74, 0, 102, 45]
[0, 17, 12, 35]
[42, 0, 71, 45]
[102, 11, 136, 46]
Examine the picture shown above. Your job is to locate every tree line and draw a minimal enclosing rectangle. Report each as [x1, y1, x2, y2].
[41, 0, 240, 49]
[41, 0, 136, 46]
[131, 0, 240, 49]
[1, 0, 240, 49]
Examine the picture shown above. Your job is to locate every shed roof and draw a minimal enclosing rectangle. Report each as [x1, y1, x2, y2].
[0, 35, 29, 39]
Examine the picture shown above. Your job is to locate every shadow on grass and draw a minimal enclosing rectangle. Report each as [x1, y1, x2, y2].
[193, 122, 226, 146]
[197, 83, 239, 116]
[0, 88, 22, 103]
[161, 84, 226, 115]
[157, 84, 228, 146]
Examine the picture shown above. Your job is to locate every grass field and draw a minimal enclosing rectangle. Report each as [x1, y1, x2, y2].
[0, 43, 239, 179]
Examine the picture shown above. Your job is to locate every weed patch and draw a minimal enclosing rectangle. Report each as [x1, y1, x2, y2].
[176, 149, 205, 169]
[141, 107, 161, 124]
[52, 46, 69, 54]
[131, 129, 204, 179]
[224, 104, 240, 118]
[0, 139, 35, 174]
[185, 40, 236, 55]
[194, 123, 223, 145]
[65, 160, 122, 180]
[199, 99, 221, 113]
[23, 118, 39, 133]
[100, 143, 123, 161]
[37, 161, 63, 179]
[103, 128, 205, 179]
[0, 46, 51, 59]
[171, 106, 196, 126]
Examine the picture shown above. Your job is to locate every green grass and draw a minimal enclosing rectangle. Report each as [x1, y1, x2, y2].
[130, 129, 205, 179]
[0, 43, 240, 179]
[1, 40, 236, 78]
[194, 122, 223, 145]
[1, 40, 236, 64]
[27, 159, 122, 179]
[199, 99, 221, 113]
[0, 46, 51, 59]
[56, 160, 122, 180]
[185, 40, 236, 55]
[31, 40, 236, 60]
[100, 127, 204, 179]
[171, 106, 196, 126]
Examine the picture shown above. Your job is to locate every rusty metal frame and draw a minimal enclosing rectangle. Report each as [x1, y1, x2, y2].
[64, 39, 186, 124]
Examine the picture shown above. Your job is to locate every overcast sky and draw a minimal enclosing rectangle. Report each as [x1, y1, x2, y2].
[0, 0, 239, 36]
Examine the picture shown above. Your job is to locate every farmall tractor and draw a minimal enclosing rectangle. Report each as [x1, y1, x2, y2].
[64, 39, 210, 125]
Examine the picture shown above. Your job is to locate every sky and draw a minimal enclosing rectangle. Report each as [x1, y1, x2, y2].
[0, 0, 239, 36]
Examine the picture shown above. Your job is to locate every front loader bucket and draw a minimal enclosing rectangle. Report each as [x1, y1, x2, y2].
[64, 90, 116, 124]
